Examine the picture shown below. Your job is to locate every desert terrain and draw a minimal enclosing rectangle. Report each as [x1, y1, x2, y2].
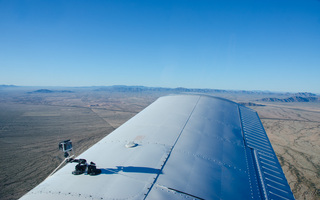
[0, 86, 319, 200]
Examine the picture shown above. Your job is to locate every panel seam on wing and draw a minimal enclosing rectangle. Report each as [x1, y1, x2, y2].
[143, 96, 201, 200]
[155, 184, 206, 200]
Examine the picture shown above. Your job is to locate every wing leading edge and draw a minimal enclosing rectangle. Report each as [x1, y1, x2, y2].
[20, 95, 294, 200]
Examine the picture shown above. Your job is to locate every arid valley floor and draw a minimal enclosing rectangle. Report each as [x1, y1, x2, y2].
[0, 86, 319, 200]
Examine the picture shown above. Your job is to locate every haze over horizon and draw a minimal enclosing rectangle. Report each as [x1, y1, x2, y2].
[1, 0, 319, 93]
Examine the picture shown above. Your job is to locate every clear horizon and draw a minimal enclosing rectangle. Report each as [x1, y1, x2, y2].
[1, 0, 319, 93]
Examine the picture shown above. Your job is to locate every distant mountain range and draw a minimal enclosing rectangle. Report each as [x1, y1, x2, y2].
[94, 86, 320, 99]
[291, 92, 317, 97]
[258, 96, 320, 103]
[238, 102, 265, 106]
[0, 84, 18, 88]
[1, 85, 319, 102]
[94, 85, 282, 95]
[28, 89, 73, 94]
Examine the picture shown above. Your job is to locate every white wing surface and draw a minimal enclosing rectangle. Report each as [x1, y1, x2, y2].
[20, 95, 295, 200]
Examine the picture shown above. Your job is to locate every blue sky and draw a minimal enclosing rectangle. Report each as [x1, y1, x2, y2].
[0, 0, 319, 93]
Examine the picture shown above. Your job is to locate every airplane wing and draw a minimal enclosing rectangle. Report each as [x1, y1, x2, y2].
[20, 95, 295, 200]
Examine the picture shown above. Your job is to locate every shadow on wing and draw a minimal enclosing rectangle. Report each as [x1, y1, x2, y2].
[100, 166, 162, 175]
